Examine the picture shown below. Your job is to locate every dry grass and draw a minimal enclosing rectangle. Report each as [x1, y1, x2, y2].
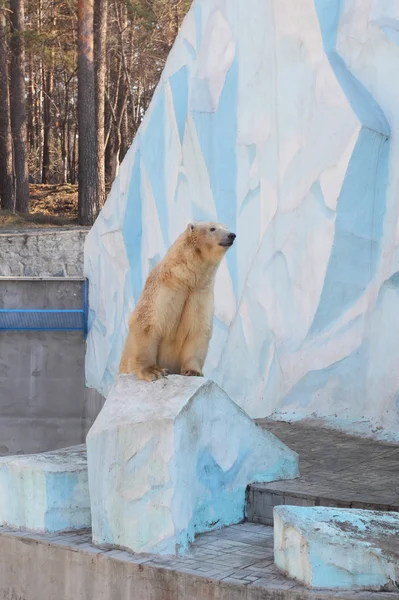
[0, 184, 79, 229]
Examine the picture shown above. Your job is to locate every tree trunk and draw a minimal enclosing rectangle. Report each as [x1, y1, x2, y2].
[121, 106, 129, 163]
[94, 0, 107, 208]
[61, 80, 69, 184]
[36, 0, 43, 180]
[71, 121, 77, 184]
[174, 0, 180, 37]
[41, 61, 53, 183]
[105, 114, 118, 184]
[9, 0, 29, 212]
[36, 57, 44, 180]
[42, 3, 55, 184]
[0, 6, 15, 211]
[78, 0, 99, 225]
[27, 59, 35, 152]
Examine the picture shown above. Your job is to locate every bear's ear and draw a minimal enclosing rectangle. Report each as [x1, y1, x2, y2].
[187, 223, 195, 233]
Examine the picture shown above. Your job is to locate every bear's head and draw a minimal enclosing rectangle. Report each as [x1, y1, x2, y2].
[186, 221, 236, 264]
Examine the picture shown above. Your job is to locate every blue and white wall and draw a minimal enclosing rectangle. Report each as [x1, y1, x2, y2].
[85, 0, 399, 442]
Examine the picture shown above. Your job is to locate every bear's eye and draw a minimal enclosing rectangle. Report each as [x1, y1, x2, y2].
[210, 227, 216, 232]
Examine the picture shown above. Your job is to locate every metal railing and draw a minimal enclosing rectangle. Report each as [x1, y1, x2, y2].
[0, 279, 88, 337]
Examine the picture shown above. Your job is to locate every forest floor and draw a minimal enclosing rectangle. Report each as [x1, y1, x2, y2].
[0, 184, 79, 229]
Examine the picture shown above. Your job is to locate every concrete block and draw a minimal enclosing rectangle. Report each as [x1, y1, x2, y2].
[0, 445, 90, 532]
[87, 374, 298, 555]
[274, 506, 399, 590]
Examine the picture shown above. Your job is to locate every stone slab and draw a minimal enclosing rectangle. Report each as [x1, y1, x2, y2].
[0, 445, 90, 532]
[1, 522, 398, 600]
[87, 375, 299, 555]
[274, 506, 399, 590]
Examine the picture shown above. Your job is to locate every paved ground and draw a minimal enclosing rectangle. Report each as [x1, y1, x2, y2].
[1, 522, 399, 599]
[255, 420, 399, 509]
[2, 422, 399, 598]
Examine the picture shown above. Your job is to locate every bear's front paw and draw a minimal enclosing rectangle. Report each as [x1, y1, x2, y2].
[181, 369, 203, 377]
[138, 366, 170, 381]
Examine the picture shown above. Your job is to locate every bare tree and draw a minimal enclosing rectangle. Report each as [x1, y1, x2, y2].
[0, 5, 15, 210]
[41, 60, 53, 183]
[94, 0, 107, 208]
[41, 4, 55, 183]
[2, 0, 191, 205]
[9, 0, 30, 212]
[78, 0, 98, 225]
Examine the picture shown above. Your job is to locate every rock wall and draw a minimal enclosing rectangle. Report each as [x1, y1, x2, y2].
[0, 229, 88, 277]
[84, 0, 399, 442]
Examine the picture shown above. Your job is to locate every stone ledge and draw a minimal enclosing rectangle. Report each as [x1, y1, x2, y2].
[274, 506, 399, 591]
[1, 523, 398, 600]
[0, 227, 89, 236]
[0, 445, 90, 533]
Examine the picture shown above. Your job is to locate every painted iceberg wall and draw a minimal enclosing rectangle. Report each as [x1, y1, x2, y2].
[85, 0, 399, 441]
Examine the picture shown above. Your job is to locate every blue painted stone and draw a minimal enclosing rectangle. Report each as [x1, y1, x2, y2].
[84, 0, 399, 441]
[0, 446, 90, 533]
[274, 506, 399, 590]
[87, 375, 298, 555]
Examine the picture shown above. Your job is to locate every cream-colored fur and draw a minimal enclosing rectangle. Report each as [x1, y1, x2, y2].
[119, 221, 236, 381]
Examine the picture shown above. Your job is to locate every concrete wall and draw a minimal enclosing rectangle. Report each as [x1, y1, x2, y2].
[0, 228, 88, 277]
[0, 278, 104, 455]
[85, 0, 399, 442]
[0, 531, 329, 600]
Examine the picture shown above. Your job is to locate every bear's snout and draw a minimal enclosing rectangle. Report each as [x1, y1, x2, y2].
[219, 231, 236, 248]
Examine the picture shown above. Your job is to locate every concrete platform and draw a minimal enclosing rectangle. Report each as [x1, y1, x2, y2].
[87, 375, 298, 555]
[274, 506, 399, 590]
[248, 421, 399, 525]
[0, 445, 90, 533]
[1, 522, 398, 600]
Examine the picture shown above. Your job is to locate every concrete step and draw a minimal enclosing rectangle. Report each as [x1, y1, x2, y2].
[246, 483, 399, 526]
[249, 419, 399, 525]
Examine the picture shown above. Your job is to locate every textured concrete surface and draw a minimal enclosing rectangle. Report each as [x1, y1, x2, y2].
[87, 375, 298, 555]
[85, 0, 399, 444]
[0, 330, 86, 454]
[0, 228, 88, 277]
[0, 278, 102, 454]
[247, 421, 399, 525]
[0, 445, 90, 533]
[0, 522, 398, 600]
[0, 276, 85, 309]
[274, 506, 399, 590]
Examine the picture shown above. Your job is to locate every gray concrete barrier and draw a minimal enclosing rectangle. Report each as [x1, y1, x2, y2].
[0, 277, 104, 455]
